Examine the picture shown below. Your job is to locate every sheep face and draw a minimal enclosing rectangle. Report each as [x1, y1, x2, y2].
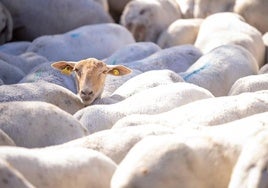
[120, 0, 182, 42]
[120, 0, 156, 42]
[51, 58, 132, 105]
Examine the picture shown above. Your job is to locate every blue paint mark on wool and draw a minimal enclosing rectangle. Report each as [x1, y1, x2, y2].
[183, 63, 210, 81]
[70, 33, 80, 38]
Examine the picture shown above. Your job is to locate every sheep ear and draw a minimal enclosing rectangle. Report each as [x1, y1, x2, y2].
[107, 65, 132, 76]
[51, 61, 76, 75]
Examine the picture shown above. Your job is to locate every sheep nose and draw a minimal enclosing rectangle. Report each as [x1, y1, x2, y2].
[81, 90, 93, 97]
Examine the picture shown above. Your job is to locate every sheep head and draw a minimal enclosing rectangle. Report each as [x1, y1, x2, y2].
[51, 58, 132, 105]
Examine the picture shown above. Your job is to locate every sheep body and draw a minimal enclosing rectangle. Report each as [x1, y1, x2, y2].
[0, 82, 83, 114]
[228, 74, 268, 95]
[0, 147, 116, 188]
[114, 91, 268, 128]
[0, 101, 88, 147]
[75, 82, 213, 133]
[58, 124, 174, 164]
[195, 13, 265, 66]
[157, 18, 203, 48]
[104, 42, 161, 65]
[111, 134, 237, 188]
[1, 0, 113, 40]
[127, 45, 202, 73]
[182, 44, 258, 96]
[110, 69, 184, 101]
[26, 23, 135, 61]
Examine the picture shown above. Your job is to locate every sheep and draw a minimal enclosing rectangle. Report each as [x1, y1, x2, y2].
[0, 129, 15, 146]
[104, 42, 161, 65]
[26, 23, 135, 61]
[111, 134, 238, 188]
[181, 44, 258, 96]
[113, 91, 268, 129]
[0, 59, 25, 84]
[228, 74, 268, 95]
[56, 124, 174, 164]
[120, 0, 182, 42]
[0, 2, 12, 44]
[110, 69, 184, 102]
[179, 111, 268, 144]
[0, 158, 35, 188]
[194, 12, 265, 66]
[74, 82, 214, 133]
[228, 129, 268, 188]
[234, 0, 268, 34]
[0, 146, 116, 188]
[1, 0, 113, 40]
[111, 112, 268, 188]
[157, 18, 203, 48]
[0, 51, 48, 74]
[51, 57, 132, 105]
[0, 82, 84, 114]
[0, 101, 88, 148]
[0, 41, 31, 55]
[126, 45, 203, 73]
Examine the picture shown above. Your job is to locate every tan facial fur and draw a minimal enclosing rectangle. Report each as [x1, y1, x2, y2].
[51, 58, 132, 105]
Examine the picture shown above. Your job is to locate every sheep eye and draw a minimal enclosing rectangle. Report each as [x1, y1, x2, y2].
[100, 71, 106, 75]
[102, 68, 109, 74]
[74, 68, 81, 76]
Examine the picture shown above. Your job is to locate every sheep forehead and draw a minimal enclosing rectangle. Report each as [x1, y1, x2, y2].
[75, 58, 106, 73]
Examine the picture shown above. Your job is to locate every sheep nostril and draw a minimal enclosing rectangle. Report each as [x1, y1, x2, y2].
[81, 90, 93, 96]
